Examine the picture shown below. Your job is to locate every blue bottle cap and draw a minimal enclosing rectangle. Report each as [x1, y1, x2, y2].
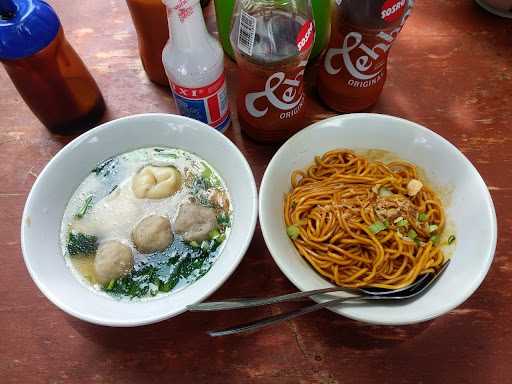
[0, 0, 60, 60]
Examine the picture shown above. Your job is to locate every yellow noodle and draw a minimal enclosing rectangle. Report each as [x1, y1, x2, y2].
[284, 150, 447, 289]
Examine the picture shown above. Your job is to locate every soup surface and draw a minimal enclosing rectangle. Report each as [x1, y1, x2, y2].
[60, 147, 232, 299]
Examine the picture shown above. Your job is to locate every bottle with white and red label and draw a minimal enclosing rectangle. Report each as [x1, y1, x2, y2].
[162, 0, 230, 132]
[230, 0, 315, 143]
[318, 0, 414, 112]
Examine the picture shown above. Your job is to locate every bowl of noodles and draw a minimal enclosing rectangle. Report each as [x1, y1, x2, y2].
[259, 113, 497, 325]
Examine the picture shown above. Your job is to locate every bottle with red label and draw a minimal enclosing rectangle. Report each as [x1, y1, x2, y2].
[318, 0, 414, 113]
[162, 0, 231, 132]
[230, 0, 315, 143]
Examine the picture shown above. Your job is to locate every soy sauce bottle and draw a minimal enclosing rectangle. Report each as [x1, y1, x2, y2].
[0, 0, 105, 133]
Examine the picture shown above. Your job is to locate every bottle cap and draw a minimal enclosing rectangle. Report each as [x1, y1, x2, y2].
[0, 0, 60, 60]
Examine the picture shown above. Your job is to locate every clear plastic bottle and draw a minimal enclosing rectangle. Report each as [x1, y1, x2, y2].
[230, 0, 315, 143]
[162, 0, 231, 132]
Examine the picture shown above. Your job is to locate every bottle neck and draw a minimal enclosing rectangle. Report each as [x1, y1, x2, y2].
[166, 0, 208, 48]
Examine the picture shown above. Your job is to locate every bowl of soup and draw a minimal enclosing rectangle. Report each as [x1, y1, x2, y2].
[21, 113, 258, 326]
[259, 113, 497, 325]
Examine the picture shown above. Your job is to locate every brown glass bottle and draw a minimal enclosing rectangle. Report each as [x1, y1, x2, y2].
[126, 0, 169, 86]
[2, 28, 105, 133]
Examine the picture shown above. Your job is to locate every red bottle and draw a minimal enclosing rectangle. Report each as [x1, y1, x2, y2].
[230, 0, 315, 143]
[318, 0, 414, 112]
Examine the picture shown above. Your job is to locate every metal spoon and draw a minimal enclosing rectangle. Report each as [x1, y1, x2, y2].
[188, 267, 434, 312]
[195, 260, 450, 337]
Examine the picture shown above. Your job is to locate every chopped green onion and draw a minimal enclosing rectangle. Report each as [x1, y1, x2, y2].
[201, 162, 221, 188]
[369, 222, 387, 234]
[448, 235, 456, 245]
[106, 279, 116, 290]
[397, 219, 409, 227]
[428, 224, 438, 233]
[379, 187, 393, 197]
[407, 229, 417, 241]
[208, 228, 221, 240]
[75, 195, 93, 218]
[189, 240, 200, 248]
[394, 216, 404, 224]
[201, 240, 211, 251]
[287, 225, 300, 240]
[430, 235, 440, 245]
[418, 212, 428, 222]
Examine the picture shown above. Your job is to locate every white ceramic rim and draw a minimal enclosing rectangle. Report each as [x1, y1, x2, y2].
[259, 113, 497, 325]
[21, 113, 258, 326]
[474, 0, 512, 18]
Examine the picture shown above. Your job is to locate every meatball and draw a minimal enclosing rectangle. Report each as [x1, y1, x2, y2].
[132, 215, 173, 254]
[94, 241, 134, 284]
[132, 165, 182, 199]
[174, 202, 217, 242]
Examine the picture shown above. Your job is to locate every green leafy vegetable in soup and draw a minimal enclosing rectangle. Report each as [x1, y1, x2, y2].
[67, 232, 98, 256]
[60, 147, 232, 299]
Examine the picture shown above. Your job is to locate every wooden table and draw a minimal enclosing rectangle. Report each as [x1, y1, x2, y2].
[1, 1, 511, 383]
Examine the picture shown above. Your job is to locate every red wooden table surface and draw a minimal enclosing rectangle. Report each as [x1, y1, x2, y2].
[1, 1, 511, 383]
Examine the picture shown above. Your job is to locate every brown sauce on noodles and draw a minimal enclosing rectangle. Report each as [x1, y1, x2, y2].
[284, 149, 448, 289]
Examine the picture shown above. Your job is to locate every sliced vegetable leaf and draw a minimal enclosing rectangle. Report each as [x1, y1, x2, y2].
[287, 225, 300, 239]
[418, 212, 428, 222]
[189, 240, 199, 248]
[75, 195, 93, 218]
[217, 212, 231, 229]
[91, 157, 117, 177]
[67, 232, 98, 256]
[448, 235, 456, 245]
[369, 222, 387, 234]
[154, 151, 177, 158]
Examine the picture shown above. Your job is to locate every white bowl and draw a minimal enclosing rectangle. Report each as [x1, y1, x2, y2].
[475, 0, 512, 18]
[21, 113, 258, 326]
[259, 113, 497, 325]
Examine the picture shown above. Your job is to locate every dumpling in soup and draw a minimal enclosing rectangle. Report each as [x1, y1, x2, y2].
[132, 165, 182, 199]
[132, 215, 173, 254]
[94, 241, 134, 284]
[175, 202, 217, 242]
